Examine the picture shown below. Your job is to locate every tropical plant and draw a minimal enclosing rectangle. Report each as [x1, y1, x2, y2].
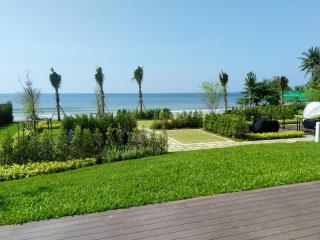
[300, 47, 320, 76]
[300, 47, 320, 90]
[200, 81, 222, 112]
[95, 67, 106, 114]
[274, 76, 289, 105]
[49, 68, 62, 121]
[244, 71, 256, 107]
[219, 71, 229, 112]
[20, 73, 40, 131]
[132, 66, 144, 112]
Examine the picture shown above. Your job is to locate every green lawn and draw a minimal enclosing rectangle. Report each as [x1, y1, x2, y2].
[137, 120, 153, 128]
[1, 142, 320, 225]
[167, 129, 229, 143]
[0, 121, 62, 140]
[0, 123, 17, 140]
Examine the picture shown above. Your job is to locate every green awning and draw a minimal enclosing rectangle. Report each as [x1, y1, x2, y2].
[283, 91, 305, 102]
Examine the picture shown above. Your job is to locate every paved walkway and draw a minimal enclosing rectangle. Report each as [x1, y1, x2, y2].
[168, 135, 314, 152]
[1, 181, 320, 239]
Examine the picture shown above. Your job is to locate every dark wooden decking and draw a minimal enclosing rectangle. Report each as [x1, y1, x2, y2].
[1, 181, 320, 240]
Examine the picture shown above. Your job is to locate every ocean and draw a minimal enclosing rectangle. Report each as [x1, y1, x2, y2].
[0, 92, 242, 120]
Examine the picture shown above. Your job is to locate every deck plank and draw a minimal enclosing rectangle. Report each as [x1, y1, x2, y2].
[1, 181, 320, 240]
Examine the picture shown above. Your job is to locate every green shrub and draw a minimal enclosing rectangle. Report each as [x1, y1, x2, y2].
[62, 112, 137, 146]
[204, 113, 249, 139]
[0, 158, 96, 181]
[0, 102, 13, 125]
[101, 129, 168, 163]
[151, 111, 203, 129]
[246, 131, 304, 140]
[54, 130, 70, 161]
[133, 108, 172, 120]
[231, 104, 304, 121]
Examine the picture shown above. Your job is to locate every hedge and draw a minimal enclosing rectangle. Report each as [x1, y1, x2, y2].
[0, 158, 96, 181]
[0, 101, 13, 125]
[203, 113, 249, 139]
[151, 111, 203, 129]
[246, 131, 304, 140]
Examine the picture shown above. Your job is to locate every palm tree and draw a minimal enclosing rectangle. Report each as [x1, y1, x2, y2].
[49, 68, 62, 121]
[274, 75, 289, 105]
[95, 67, 105, 114]
[219, 71, 228, 112]
[300, 47, 320, 76]
[132, 66, 144, 112]
[245, 71, 256, 107]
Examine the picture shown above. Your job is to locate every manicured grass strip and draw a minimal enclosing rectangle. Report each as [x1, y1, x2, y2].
[1, 142, 320, 225]
[137, 120, 154, 129]
[0, 123, 17, 140]
[167, 129, 229, 143]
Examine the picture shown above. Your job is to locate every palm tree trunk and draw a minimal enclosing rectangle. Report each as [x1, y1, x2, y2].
[224, 87, 228, 112]
[138, 84, 143, 112]
[55, 90, 61, 121]
[100, 87, 105, 114]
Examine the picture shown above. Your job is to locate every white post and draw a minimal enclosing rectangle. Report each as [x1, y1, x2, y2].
[315, 122, 320, 143]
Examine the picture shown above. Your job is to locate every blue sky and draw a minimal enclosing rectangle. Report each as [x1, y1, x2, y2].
[0, 0, 319, 93]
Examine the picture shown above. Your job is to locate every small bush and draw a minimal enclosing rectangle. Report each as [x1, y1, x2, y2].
[133, 108, 172, 120]
[204, 113, 249, 139]
[247, 131, 304, 140]
[0, 159, 96, 181]
[0, 102, 13, 125]
[101, 129, 168, 163]
[151, 111, 203, 129]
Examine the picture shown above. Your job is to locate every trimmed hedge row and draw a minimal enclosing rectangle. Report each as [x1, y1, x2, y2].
[0, 158, 96, 181]
[0, 102, 13, 125]
[151, 111, 203, 129]
[133, 108, 172, 120]
[246, 131, 304, 140]
[231, 104, 303, 121]
[203, 113, 249, 139]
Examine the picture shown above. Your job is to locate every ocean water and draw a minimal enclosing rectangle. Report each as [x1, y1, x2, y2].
[0, 92, 242, 120]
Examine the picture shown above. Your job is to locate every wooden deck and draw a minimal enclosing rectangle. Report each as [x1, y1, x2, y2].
[1, 181, 320, 240]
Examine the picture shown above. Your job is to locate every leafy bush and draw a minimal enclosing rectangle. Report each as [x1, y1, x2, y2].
[62, 112, 137, 146]
[0, 102, 13, 125]
[247, 131, 304, 140]
[0, 158, 96, 181]
[0, 128, 104, 165]
[133, 108, 172, 120]
[231, 104, 304, 121]
[203, 113, 249, 139]
[101, 129, 168, 163]
[151, 111, 203, 129]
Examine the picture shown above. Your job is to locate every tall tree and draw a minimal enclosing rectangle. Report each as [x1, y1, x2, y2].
[219, 71, 228, 112]
[244, 71, 256, 107]
[95, 67, 105, 114]
[300, 47, 320, 90]
[132, 66, 144, 112]
[49, 68, 62, 121]
[200, 81, 222, 112]
[300, 46, 320, 76]
[274, 75, 289, 105]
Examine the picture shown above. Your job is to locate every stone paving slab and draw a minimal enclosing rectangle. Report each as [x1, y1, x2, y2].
[168, 135, 314, 152]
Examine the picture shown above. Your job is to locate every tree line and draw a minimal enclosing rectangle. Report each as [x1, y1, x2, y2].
[200, 46, 320, 112]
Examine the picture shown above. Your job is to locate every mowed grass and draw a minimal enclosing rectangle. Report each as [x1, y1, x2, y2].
[0, 123, 17, 140]
[137, 120, 154, 129]
[167, 129, 229, 143]
[1, 142, 320, 225]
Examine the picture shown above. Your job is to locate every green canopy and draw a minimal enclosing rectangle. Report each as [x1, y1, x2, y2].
[283, 91, 305, 102]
